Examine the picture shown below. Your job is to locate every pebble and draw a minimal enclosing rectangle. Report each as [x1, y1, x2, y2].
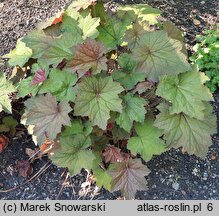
[193, 19, 201, 26]
[172, 182, 180, 190]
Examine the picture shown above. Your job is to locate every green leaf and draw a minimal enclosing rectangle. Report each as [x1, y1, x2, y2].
[21, 93, 72, 145]
[51, 134, 95, 176]
[4, 39, 32, 67]
[124, 21, 150, 49]
[0, 73, 16, 113]
[78, 13, 100, 39]
[40, 33, 77, 66]
[97, 14, 131, 50]
[74, 76, 124, 129]
[39, 68, 78, 102]
[21, 30, 57, 59]
[108, 158, 150, 200]
[132, 31, 191, 82]
[17, 63, 48, 97]
[154, 102, 217, 158]
[112, 123, 130, 140]
[62, 120, 92, 137]
[92, 158, 112, 191]
[118, 4, 161, 24]
[17, 76, 40, 97]
[0, 116, 18, 136]
[61, 15, 82, 37]
[128, 119, 166, 161]
[156, 70, 213, 120]
[116, 93, 147, 132]
[163, 21, 187, 55]
[112, 54, 145, 90]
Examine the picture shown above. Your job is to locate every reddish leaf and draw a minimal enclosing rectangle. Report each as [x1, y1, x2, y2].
[15, 160, 33, 178]
[70, 39, 107, 77]
[52, 13, 64, 25]
[108, 158, 150, 199]
[121, 152, 130, 162]
[0, 135, 9, 153]
[102, 146, 123, 163]
[31, 68, 46, 85]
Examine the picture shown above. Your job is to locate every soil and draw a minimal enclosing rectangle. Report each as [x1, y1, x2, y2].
[0, 0, 218, 200]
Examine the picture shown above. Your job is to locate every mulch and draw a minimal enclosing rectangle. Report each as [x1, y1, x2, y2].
[0, 0, 218, 200]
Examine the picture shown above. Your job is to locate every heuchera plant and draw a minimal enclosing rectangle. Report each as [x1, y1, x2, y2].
[0, 0, 217, 199]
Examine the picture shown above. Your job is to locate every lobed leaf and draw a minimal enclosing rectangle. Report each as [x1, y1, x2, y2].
[116, 93, 147, 132]
[112, 54, 145, 90]
[154, 102, 217, 158]
[3, 39, 32, 67]
[70, 39, 107, 77]
[74, 76, 124, 129]
[0, 73, 16, 113]
[132, 31, 191, 82]
[21, 94, 72, 145]
[39, 68, 78, 102]
[108, 158, 150, 200]
[156, 70, 213, 119]
[128, 119, 166, 161]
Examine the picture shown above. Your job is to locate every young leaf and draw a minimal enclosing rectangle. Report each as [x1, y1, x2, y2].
[0, 73, 16, 113]
[21, 94, 72, 145]
[97, 14, 131, 50]
[102, 145, 124, 163]
[3, 39, 32, 67]
[31, 68, 46, 85]
[70, 39, 107, 77]
[39, 68, 78, 102]
[118, 4, 161, 24]
[132, 31, 191, 82]
[108, 158, 150, 200]
[112, 54, 145, 90]
[154, 102, 217, 158]
[156, 70, 213, 120]
[51, 134, 95, 176]
[74, 76, 124, 129]
[17, 63, 48, 97]
[116, 93, 147, 132]
[78, 14, 100, 39]
[128, 119, 165, 161]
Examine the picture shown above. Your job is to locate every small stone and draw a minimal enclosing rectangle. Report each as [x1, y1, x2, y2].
[193, 19, 201, 26]
[200, 1, 205, 4]
[172, 182, 179, 190]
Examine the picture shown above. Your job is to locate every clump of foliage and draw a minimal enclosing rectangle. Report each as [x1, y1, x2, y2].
[190, 29, 219, 92]
[0, 0, 217, 199]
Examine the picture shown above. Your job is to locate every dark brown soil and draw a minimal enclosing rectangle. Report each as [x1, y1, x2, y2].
[0, 0, 218, 200]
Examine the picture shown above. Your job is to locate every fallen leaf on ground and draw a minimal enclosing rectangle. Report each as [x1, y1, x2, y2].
[15, 160, 33, 178]
[0, 135, 9, 153]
